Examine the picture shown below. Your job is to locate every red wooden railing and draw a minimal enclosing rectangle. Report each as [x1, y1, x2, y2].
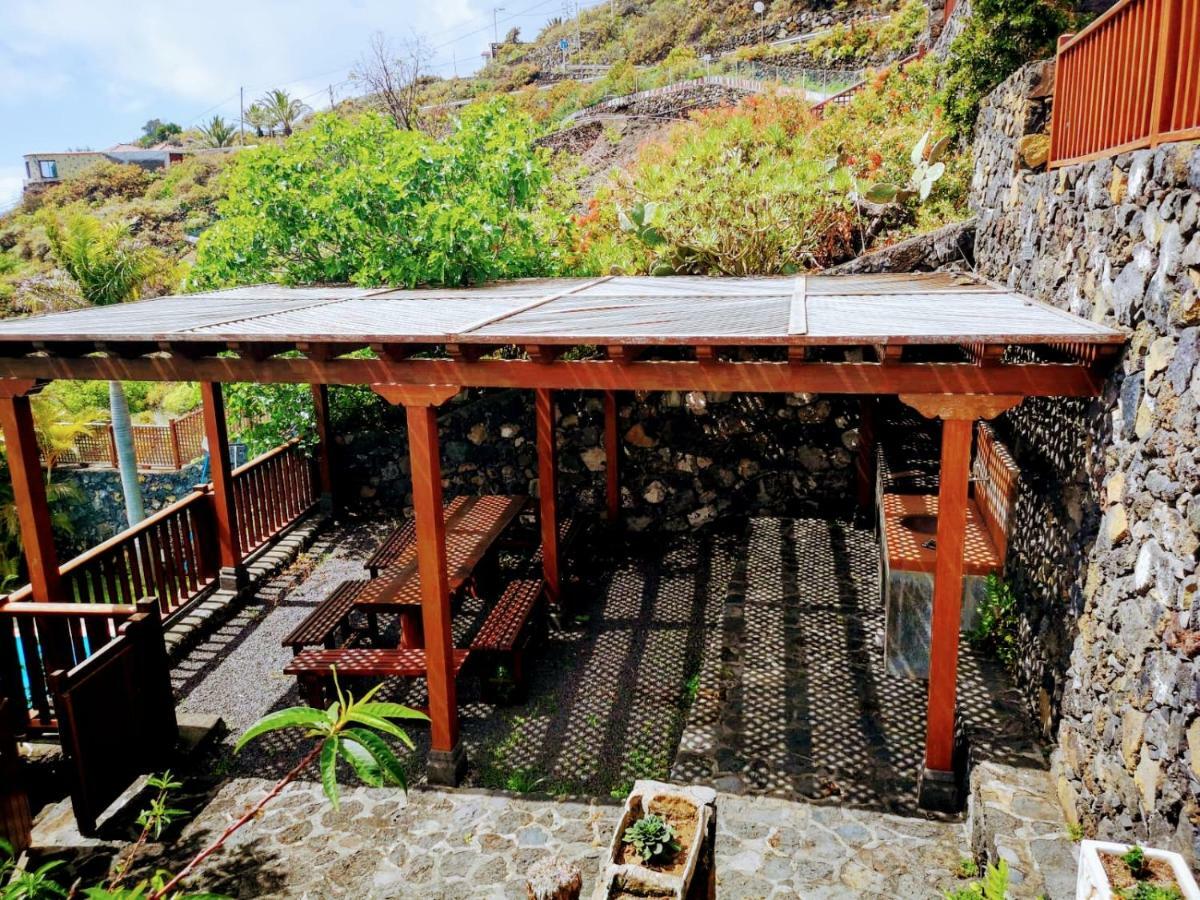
[1, 440, 317, 733]
[231, 439, 318, 556]
[44, 408, 204, 471]
[810, 48, 926, 117]
[1050, 0, 1200, 168]
[4, 487, 220, 619]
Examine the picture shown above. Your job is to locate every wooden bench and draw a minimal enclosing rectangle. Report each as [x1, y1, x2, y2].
[530, 517, 581, 568]
[471, 579, 544, 702]
[281, 580, 368, 655]
[284, 647, 472, 707]
[364, 522, 416, 578]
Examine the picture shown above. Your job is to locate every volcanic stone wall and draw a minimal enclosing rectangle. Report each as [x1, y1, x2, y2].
[334, 387, 861, 533]
[972, 62, 1200, 863]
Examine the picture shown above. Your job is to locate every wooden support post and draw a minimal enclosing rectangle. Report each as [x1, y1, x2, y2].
[535, 388, 561, 605]
[604, 390, 620, 525]
[199, 382, 244, 591]
[855, 397, 877, 514]
[0, 385, 72, 671]
[919, 415, 973, 807]
[901, 392, 1020, 812]
[404, 402, 465, 785]
[0, 697, 32, 853]
[310, 384, 335, 511]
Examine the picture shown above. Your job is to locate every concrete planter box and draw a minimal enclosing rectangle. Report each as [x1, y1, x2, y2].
[1076, 840, 1200, 900]
[592, 781, 716, 899]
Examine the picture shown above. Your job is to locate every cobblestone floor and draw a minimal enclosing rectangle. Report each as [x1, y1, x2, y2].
[48, 779, 972, 898]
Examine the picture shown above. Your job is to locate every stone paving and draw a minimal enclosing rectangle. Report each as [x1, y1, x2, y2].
[142, 779, 973, 898]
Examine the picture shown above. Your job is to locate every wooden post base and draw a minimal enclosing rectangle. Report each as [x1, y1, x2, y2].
[917, 766, 962, 812]
[426, 742, 467, 786]
[218, 565, 248, 594]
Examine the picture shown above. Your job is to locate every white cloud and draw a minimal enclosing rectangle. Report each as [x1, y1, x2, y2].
[0, 0, 481, 116]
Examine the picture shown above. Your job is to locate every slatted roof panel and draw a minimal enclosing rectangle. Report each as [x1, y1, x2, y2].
[0, 274, 1126, 347]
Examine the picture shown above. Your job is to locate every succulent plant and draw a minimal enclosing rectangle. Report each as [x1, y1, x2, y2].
[622, 813, 680, 863]
[617, 201, 666, 248]
[863, 129, 950, 205]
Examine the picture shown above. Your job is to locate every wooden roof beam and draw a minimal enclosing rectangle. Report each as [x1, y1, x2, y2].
[228, 341, 287, 361]
[445, 343, 494, 363]
[874, 344, 905, 364]
[960, 342, 1006, 366]
[607, 344, 644, 362]
[94, 341, 157, 358]
[526, 344, 566, 364]
[297, 341, 365, 361]
[157, 340, 227, 359]
[0, 353, 1107, 398]
[369, 342, 435, 363]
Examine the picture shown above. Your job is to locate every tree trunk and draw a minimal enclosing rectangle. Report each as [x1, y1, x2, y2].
[109, 380, 145, 526]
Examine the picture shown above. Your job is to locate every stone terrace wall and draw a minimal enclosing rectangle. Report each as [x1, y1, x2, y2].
[336, 388, 861, 533]
[57, 462, 206, 554]
[972, 62, 1200, 863]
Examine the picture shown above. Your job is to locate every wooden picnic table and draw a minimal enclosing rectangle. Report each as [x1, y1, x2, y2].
[355, 494, 527, 647]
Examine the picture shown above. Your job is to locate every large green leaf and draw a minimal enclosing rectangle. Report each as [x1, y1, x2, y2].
[343, 727, 408, 790]
[356, 702, 429, 722]
[234, 706, 329, 753]
[338, 739, 384, 788]
[863, 183, 899, 204]
[319, 738, 341, 809]
[346, 710, 415, 748]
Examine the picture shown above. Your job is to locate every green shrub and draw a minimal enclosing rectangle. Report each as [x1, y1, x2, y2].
[191, 103, 573, 288]
[968, 574, 1020, 668]
[940, 0, 1075, 137]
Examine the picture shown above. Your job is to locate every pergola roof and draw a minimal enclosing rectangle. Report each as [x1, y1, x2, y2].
[0, 274, 1124, 348]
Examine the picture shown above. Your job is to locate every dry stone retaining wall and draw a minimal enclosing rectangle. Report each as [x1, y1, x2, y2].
[336, 388, 860, 533]
[972, 61, 1200, 864]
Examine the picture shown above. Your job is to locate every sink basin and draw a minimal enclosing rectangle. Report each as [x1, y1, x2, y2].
[899, 514, 938, 536]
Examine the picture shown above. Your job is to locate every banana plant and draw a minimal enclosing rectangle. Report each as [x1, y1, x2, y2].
[863, 130, 951, 205]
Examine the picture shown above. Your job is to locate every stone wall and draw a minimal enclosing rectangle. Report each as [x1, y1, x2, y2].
[972, 62, 1200, 863]
[56, 462, 206, 555]
[334, 388, 860, 532]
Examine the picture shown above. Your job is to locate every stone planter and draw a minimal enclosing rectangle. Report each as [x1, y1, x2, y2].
[1076, 840, 1200, 900]
[592, 781, 716, 900]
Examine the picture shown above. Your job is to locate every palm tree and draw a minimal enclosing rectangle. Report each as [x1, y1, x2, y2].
[42, 213, 168, 527]
[245, 103, 272, 137]
[198, 115, 237, 148]
[258, 89, 311, 137]
[31, 391, 102, 482]
[0, 459, 80, 591]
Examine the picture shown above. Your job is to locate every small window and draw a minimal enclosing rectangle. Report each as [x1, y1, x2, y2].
[38, 160, 58, 179]
[25, 160, 33, 178]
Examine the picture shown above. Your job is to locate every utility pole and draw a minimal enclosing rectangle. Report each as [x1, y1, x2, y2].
[493, 6, 505, 46]
[239, 86, 245, 143]
[575, 0, 582, 55]
[328, 83, 335, 110]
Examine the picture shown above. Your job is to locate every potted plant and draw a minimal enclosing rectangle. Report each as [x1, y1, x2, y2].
[1077, 840, 1200, 900]
[592, 780, 716, 900]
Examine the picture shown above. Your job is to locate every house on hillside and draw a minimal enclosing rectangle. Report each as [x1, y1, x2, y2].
[21, 144, 188, 193]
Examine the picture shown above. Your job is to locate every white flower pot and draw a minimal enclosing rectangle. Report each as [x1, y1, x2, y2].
[1076, 840, 1200, 900]
[592, 780, 716, 900]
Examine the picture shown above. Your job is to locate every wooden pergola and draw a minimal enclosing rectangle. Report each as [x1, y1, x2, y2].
[0, 273, 1123, 806]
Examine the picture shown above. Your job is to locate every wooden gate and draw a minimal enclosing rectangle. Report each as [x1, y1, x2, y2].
[50, 600, 178, 835]
[0, 697, 32, 853]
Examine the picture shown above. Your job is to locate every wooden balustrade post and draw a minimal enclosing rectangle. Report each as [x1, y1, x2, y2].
[0, 697, 32, 853]
[200, 383, 245, 592]
[310, 384, 336, 512]
[168, 417, 183, 470]
[535, 389, 561, 606]
[900, 393, 1020, 812]
[372, 383, 464, 785]
[603, 390, 620, 526]
[1150, 0, 1183, 146]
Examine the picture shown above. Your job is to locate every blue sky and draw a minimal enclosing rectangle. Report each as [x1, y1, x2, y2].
[0, 0, 593, 211]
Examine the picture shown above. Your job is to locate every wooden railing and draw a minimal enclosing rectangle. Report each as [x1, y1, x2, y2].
[232, 439, 318, 555]
[4, 487, 220, 619]
[810, 47, 925, 116]
[1050, 0, 1200, 168]
[46, 408, 204, 471]
[2, 440, 318, 732]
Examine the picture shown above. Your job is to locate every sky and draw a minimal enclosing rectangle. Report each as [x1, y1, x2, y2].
[0, 0, 592, 211]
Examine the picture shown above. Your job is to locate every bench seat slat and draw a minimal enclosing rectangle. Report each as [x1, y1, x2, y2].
[284, 647, 471, 678]
[472, 580, 543, 652]
[282, 580, 367, 649]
